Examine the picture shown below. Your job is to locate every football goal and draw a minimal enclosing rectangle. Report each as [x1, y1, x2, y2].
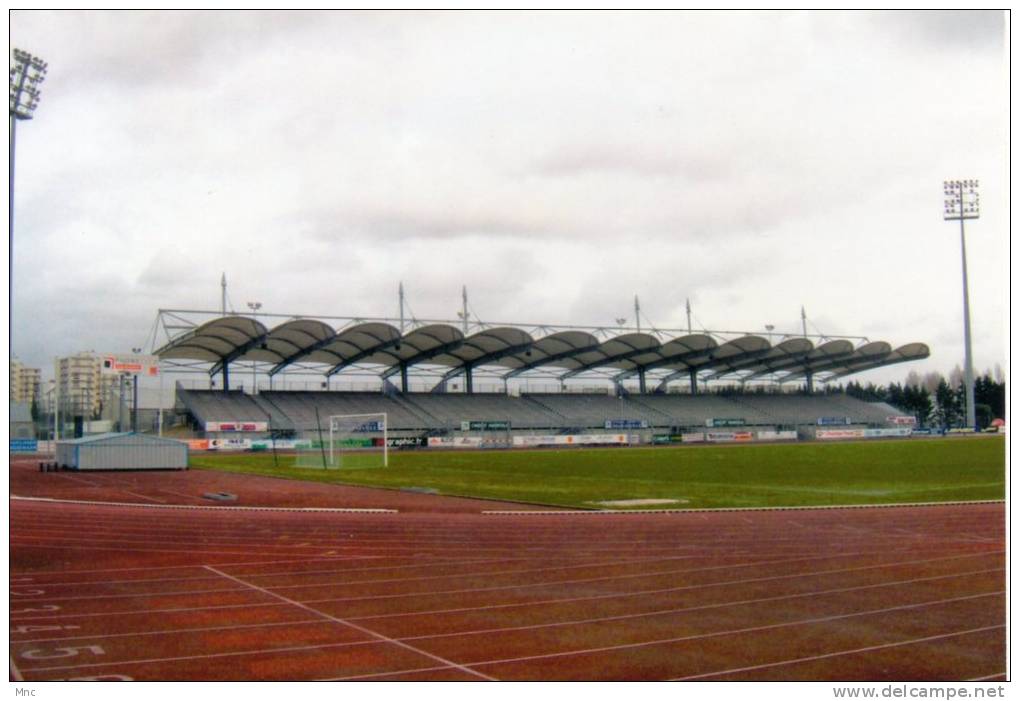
[294, 411, 388, 469]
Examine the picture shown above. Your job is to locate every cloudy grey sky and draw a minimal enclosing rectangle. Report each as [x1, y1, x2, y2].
[9, 10, 1009, 387]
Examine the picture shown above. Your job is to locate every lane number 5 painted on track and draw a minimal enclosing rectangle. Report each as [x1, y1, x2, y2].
[21, 645, 105, 661]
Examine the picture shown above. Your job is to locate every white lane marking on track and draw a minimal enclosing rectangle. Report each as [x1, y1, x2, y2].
[4, 553, 398, 578]
[672, 624, 1005, 680]
[11, 551, 1002, 622]
[203, 565, 498, 681]
[9, 591, 1008, 676]
[285, 550, 1005, 608]
[461, 591, 1004, 669]
[10, 600, 289, 620]
[21, 637, 390, 673]
[338, 550, 1003, 617]
[349, 552, 1005, 621]
[323, 663, 467, 681]
[9, 584, 251, 602]
[392, 568, 1003, 642]
[5, 553, 535, 585]
[14, 618, 324, 644]
[118, 491, 166, 504]
[7, 552, 710, 593]
[10, 656, 25, 681]
[17, 567, 998, 645]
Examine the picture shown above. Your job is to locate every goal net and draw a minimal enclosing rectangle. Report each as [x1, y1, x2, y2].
[294, 412, 388, 469]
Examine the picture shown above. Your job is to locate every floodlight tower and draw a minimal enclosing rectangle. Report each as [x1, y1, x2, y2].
[943, 179, 979, 431]
[9, 48, 47, 294]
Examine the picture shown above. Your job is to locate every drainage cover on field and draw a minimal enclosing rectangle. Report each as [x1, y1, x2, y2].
[203, 492, 238, 502]
[401, 486, 439, 495]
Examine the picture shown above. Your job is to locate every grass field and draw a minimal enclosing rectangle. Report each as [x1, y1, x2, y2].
[188, 436, 1005, 510]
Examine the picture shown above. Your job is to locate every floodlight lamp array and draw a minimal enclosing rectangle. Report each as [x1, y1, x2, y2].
[943, 179, 979, 220]
[9, 49, 47, 120]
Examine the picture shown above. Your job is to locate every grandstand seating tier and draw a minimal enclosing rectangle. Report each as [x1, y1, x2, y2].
[178, 389, 903, 436]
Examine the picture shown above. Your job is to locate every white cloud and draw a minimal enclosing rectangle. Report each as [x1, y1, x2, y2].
[9, 10, 1008, 388]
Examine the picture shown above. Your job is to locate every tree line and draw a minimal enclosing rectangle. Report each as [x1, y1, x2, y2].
[840, 366, 1005, 430]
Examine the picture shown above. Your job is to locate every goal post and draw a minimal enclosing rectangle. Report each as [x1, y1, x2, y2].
[330, 412, 388, 469]
[293, 412, 388, 469]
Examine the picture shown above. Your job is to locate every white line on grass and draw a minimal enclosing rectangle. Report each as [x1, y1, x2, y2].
[11, 495, 398, 513]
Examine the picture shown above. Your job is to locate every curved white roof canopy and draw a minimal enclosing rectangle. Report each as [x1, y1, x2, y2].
[155, 315, 929, 391]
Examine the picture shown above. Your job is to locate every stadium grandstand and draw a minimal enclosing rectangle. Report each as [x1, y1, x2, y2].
[152, 305, 929, 443]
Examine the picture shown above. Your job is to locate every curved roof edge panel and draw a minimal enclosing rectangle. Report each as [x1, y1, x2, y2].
[320, 322, 404, 372]
[377, 324, 466, 378]
[305, 322, 404, 376]
[742, 338, 854, 381]
[501, 330, 602, 377]
[612, 333, 719, 380]
[703, 337, 814, 380]
[431, 327, 535, 369]
[684, 335, 772, 374]
[249, 319, 338, 369]
[826, 342, 930, 380]
[156, 316, 269, 364]
[559, 332, 662, 379]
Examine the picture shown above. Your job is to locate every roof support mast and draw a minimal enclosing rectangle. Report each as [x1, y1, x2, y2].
[802, 306, 813, 392]
[399, 281, 405, 333]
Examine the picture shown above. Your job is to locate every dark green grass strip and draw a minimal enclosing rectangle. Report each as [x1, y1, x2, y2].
[188, 437, 1005, 510]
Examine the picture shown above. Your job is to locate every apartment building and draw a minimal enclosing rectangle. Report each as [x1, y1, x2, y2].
[10, 358, 41, 405]
[55, 352, 120, 418]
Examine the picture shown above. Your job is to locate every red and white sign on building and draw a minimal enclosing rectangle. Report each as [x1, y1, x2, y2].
[101, 354, 160, 377]
[886, 415, 917, 426]
[206, 421, 269, 433]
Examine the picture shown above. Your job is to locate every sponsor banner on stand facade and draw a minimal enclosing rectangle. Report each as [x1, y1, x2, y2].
[756, 430, 798, 441]
[862, 428, 912, 438]
[188, 438, 304, 451]
[605, 419, 648, 430]
[511, 434, 629, 448]
[428, 436, 484, 448]
[816, 429, 866, 440]
[706, 418, 746, 428]
[459, 420, 511, 431]
[387, 436, 427, 448]
[817, 416, 851, 426]
[208, 438, 252, 451]
[681, 432, 706, 443]
[706, 431, 755, 443]
[205, 421, 269, 433]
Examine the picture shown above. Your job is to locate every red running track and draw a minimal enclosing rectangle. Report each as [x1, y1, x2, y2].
[8, 459, 1006, 681]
